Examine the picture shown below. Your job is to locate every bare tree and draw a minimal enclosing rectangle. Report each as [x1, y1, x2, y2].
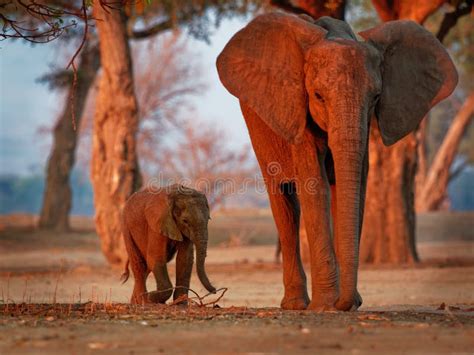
[417, 92, 474, 211]
[1, 0, 95, 231]
[39, 41, 100, 230]
[153, 119, 256, 210]
[133, 34, 205, 175]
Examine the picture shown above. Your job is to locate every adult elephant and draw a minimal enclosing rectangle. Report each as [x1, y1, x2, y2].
[216, 13, 457, 311]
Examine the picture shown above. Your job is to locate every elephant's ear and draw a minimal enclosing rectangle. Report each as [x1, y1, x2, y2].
[360, 20, 458, 146]
[145, 193, 183, 241]
[216, 12, 326, 144]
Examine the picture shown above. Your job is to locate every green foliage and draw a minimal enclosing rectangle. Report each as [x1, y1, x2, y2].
[1, 0, 262, 45]
[129, 0, 262, 42]
[0, 1, 84, 43]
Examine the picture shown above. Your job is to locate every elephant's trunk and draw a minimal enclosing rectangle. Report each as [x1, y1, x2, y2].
[194, 231, 216, 294]
[329, 122, 367, 311]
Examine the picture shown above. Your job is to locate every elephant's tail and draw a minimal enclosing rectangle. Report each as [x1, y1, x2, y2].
[120, 259, 130, 284]
[121, 218, 141, 285]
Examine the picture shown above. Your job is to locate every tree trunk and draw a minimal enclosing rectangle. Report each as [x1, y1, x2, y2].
[417, 92, 474, 212]
[39, 42, 100, 231]
[91, 5, 142, 265]
[360, 123, 419, 264]
[361, 1, 448, 264]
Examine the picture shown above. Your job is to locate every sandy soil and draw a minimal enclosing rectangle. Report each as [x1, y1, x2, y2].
[0, 224, 473, 353]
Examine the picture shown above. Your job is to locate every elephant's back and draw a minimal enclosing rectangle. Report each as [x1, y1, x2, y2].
[123, 190, 149, 223]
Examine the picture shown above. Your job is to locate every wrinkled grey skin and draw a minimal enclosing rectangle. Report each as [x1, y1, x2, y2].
[121, 185, 216, 304]
[216, 13, 457, 311]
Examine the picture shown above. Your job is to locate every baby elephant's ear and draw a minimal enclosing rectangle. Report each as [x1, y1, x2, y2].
[145, 193, 183, 241]
[360, 20, 458, 146]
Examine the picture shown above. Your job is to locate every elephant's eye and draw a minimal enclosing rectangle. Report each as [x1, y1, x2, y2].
[182, 219, 189, 225]
[314, 92, 324, 102]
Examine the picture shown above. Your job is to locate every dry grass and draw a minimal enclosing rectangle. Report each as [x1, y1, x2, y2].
[2, 302, 473, 327]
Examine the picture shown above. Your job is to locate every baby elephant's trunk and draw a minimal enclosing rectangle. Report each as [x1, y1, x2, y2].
[194, 233, 216, 294]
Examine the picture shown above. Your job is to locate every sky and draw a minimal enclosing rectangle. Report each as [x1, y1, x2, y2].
[0, 17, 250, 176]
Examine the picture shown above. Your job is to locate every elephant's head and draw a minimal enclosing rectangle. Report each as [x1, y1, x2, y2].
[216, 12, 457, 309]
[145, 184, 216, 293]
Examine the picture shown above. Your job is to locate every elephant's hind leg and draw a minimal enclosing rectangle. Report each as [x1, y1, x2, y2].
[268, 181, 309, 310]
[130, 261, 149, 304]
[129, 256, 149, 305]
[123, 226, 149, 304]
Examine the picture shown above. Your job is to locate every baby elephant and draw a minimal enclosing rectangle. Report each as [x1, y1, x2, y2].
[121, 184, 216, 304]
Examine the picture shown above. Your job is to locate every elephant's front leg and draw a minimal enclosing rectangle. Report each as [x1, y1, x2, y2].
[174, 239, 194, 303]
[148, 234, 173, 303]
[294, 142, 338, 311]
[266, 179, 309, 310]
[149, 263, 173, 303]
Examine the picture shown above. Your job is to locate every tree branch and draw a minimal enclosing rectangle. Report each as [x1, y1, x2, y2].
[418, 92, 474, 212]
[129, 6, 199, 40]
[130, 19, 174, 39]
[436, 0, 473, 43]
[370, 0, 396, 21]
[269, 0, 311, 16]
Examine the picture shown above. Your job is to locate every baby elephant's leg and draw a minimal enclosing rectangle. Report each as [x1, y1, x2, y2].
[149, 263, 173, 303]
[130, 260, 149, 304]
[174, 240, 194, 302]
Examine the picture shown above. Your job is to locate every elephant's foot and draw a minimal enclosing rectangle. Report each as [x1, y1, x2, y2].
[308, 288, 338, 313]
[281, 296, 309, 310]
[130, 288, 151, 305]
[147, 289, 173, 304]
[281, 288, 310, 310]
[173, 291, 189, 305]
[335, 290, 363, 311]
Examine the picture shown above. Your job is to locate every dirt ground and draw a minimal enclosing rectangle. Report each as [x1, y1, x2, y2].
[0, 214, 473, 353]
